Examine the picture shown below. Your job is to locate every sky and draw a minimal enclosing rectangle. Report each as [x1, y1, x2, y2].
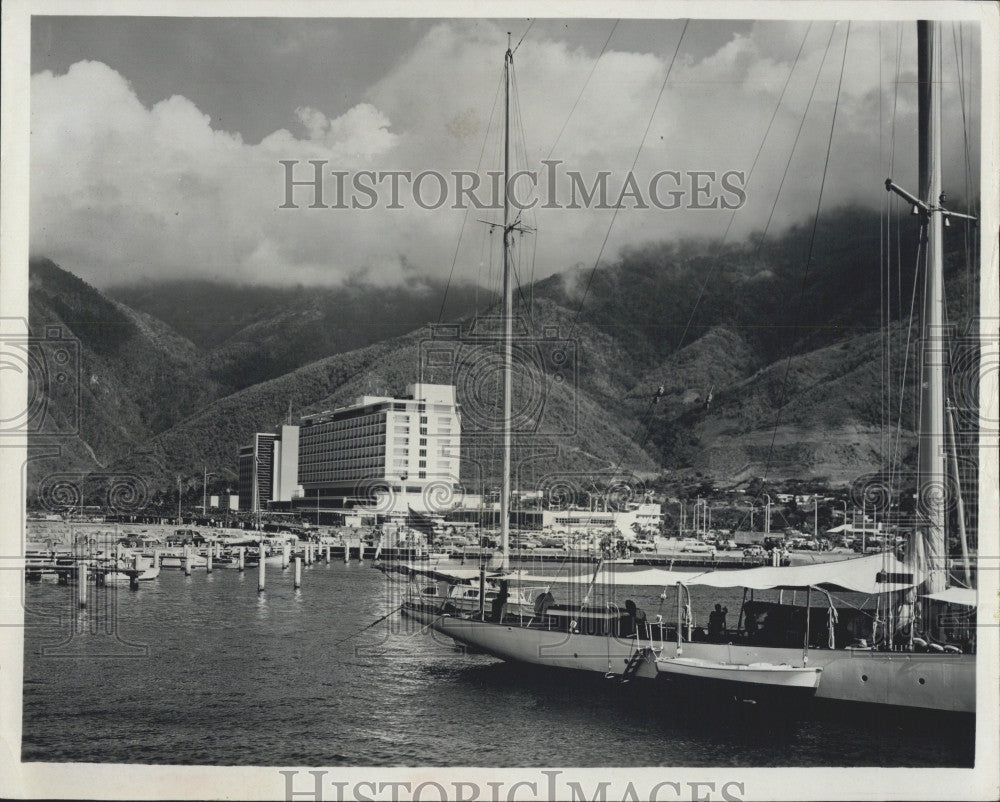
[29, 16, 981, 289]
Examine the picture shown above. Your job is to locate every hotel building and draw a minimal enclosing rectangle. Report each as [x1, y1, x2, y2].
[294, 383, 461, 523]
[237, 425, 300, 512]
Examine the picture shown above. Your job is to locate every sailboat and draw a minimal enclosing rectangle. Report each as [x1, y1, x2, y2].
[427, 21, 977, 715]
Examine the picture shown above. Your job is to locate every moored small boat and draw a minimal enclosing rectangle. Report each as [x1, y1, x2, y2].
[102, 564, 161, 583]
[655, 656, 822, 705]
[158, 553, 208, 570]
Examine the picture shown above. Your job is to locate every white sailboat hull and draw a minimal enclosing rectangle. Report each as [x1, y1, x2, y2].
[430, 617, 975, 713]
[433, 616, 658, 679]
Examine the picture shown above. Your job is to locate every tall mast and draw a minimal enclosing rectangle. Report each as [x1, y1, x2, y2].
[499, 32, 513, 571]
[916, 20, 947, 594]
[887, 21, 976, 591]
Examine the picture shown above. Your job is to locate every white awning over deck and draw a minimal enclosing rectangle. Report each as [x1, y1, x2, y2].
[683, 552, 916, 594]
[513, 553, 917, 594]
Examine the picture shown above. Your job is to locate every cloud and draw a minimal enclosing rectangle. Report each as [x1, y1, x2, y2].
[29, 21, 980, 288]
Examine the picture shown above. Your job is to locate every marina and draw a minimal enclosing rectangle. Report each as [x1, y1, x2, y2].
[7, 7, 996, 799]
[21, 557, 974, 767]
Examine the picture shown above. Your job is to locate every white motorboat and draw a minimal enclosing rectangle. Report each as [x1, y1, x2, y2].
[158, 552, 208, 570]
[103, 564, 161, 583]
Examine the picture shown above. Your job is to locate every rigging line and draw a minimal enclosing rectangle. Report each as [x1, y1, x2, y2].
[602, 393, 660, 485]
[888, 238, 924, 500]
[509, 66, 534, 321]
[605, 21, 812, 478]
[567, 19, 690, 339]
[511, 64, 539, 311]
[528, 203, 540, 314]
[331, 603, 406, 648]
[509, 65, 536, 325]
[953, 23, 973, 196]
[753, 22, 839, 261]
[512, 19, 535, 54]
[437, 71, 506, 322]
[888, 21, 903, 178]
[761, 21, 851, 482]
[879, 22, 889, 466]
[475, 213, 492, 309]
[545, 19, 620, 162]
[661, 21, 814, 369]
[509, 238, 533, 315]
[953, 22, 976, 320]
[896, 192, 903, 326]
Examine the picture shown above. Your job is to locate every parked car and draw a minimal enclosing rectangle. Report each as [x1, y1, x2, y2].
[680, 538, 714, 554]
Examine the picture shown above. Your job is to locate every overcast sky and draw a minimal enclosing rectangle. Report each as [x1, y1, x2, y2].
[30, 16, 980, 288]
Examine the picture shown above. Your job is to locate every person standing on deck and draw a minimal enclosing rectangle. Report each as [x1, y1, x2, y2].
[491, 580, 510, 622]
[708, 603, 728, 642]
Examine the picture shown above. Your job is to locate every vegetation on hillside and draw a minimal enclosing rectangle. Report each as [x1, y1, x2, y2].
[26, 203, 979, 504]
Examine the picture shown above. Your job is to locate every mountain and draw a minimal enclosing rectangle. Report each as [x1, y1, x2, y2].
[25, 204, 979, 505]
[648, 327, 918, 485]
[108, 279, 491, 393]
[530, 207, 938, 364]
[26, 259, 224, 500]
[109, 301, 659, 499]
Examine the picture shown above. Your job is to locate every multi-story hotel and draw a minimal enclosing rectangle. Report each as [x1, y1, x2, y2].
[294, 383, 461, 522]
[236, 425, 300, 512]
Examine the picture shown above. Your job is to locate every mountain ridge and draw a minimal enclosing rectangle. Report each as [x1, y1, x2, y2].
[25, 204, 978, 504]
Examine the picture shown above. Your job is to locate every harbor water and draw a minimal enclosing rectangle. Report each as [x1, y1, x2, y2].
[22, 561, 974, 766]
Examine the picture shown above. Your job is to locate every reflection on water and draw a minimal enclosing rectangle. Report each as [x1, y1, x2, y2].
[22, 563, 973, 766]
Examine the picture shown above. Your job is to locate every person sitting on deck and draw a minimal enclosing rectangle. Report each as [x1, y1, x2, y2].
[707, 603, 728, 642]
[622, 599, 647, 637]
[491, 580, 510, 622]
[893, 588, 916, 649]
[533, 590, 555, 617]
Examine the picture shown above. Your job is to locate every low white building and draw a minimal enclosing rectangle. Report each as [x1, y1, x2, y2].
[517, 503, 662, 535]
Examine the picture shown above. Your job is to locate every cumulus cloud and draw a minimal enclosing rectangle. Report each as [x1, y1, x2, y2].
[29, 20, 980, 288]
